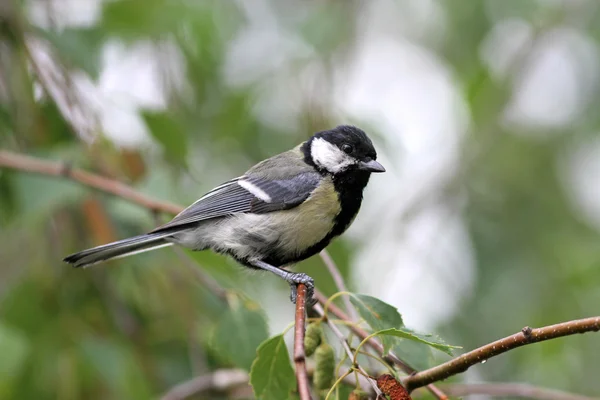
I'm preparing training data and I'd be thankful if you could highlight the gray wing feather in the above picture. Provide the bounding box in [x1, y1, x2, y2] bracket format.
[247, 172, 320, 213]
[151, 172, 320, 233]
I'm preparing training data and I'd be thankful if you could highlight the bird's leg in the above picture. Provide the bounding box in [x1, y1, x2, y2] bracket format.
[250, 260, 316, 305]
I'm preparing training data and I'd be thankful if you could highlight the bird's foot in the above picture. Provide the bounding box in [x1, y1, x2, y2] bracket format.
[286, 272, 316, 306]
[247, 260, 317, 306]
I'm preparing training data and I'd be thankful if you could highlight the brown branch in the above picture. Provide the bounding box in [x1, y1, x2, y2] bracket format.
[0, 149, 312, 396]
[404, 317, 600, 392]
[5, 150, 599, 399]
[442, 383, 597, 400]
[0, 150, 183, 215]
[294, 283, 312, 400]
[0, 150, 231, 302]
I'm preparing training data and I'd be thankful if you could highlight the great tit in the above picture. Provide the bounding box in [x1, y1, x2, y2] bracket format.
[64, 125, 385, 304]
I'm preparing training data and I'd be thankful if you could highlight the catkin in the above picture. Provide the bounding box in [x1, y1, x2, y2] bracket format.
[313, 342, 335, 391]
[304, 322, 322, 357]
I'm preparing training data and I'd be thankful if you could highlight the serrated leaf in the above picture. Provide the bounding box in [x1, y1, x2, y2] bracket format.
[250, 334, 296, 400]
[375, 328, 460, 356]
[392, 339, 434, 371]
[211, 298, 269, 371]
[349, 294, 403, 354]
[142, 111, 187, 164]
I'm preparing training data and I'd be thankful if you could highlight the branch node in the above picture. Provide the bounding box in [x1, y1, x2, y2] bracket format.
[521, 326, 533, 339]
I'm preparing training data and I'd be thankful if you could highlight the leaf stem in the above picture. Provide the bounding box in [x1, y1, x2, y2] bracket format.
[324, 369, 353, 400]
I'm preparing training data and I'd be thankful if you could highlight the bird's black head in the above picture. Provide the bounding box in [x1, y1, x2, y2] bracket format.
[302, 125, 385, 175]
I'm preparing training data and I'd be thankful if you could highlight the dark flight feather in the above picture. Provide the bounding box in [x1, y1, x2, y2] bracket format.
[151, 172, 321, 233]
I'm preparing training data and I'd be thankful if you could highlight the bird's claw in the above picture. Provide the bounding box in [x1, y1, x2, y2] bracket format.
[287, 273, 316, 306]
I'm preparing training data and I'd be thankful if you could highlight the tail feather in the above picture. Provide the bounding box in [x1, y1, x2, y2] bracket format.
[64, 232, 174, 268]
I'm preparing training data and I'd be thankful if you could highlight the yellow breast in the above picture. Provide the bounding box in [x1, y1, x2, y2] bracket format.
[270, 176, 340, 255]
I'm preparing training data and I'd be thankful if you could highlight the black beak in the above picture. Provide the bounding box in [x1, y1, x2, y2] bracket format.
[358, 160, 386, 173]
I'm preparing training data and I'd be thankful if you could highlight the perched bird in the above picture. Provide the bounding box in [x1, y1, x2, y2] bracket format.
[64, 125, 385, 304]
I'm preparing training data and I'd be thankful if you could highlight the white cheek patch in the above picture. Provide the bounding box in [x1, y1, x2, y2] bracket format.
[238, 180, 272, 203]
[311, 137, 355, 173]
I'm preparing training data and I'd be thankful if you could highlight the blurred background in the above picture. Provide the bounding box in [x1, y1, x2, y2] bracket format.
[1, 0, 600, 399]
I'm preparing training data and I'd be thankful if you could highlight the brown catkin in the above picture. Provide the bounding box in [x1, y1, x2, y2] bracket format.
[313, 342, 335, 391]
[376, 374, 412, 400]
[304, 322, 322, 357]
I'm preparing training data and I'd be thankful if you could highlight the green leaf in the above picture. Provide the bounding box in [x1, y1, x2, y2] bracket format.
[0, 323, 30, 380]
[0, 171, 16, 225]
[349, 294, 404, 354]
[211, 297, 269, 371]
[12, 172, 84, 225]
[0, 104, 11, 135]
[38, 27, 105, 79]
[392, 340, 434, 371]
[80, 337, 152, 399]
[102, 0, 188, 40]
[375, 328, 460, 356]
[250, 334, 296, 400]
[142, 111, 188, 164]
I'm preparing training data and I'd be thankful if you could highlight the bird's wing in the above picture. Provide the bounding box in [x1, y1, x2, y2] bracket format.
[150, 172, 321, 233]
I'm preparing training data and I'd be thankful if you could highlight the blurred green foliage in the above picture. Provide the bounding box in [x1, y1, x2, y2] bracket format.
[1, 0, 600, 399]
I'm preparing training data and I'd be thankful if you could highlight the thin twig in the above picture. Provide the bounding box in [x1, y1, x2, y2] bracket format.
[161, 368, 248, 400]
[0, 150, 183, 215]
[313, 303, 383, 398]
[5, 151, 600, 398]
[442, 382, 597, 400]
[0, 151, 314, 399]
[404, 317, 600, 392]
[294, 283, 312, 400]
[314, 290, 448, 400]
[0, 150, 233, 302]
[24, 36, 99, 142]
[314, 304, 354, 360]
[319, 249, 358, 321]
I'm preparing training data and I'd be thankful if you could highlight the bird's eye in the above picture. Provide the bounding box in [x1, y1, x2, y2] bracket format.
[342, 144, 354, 154]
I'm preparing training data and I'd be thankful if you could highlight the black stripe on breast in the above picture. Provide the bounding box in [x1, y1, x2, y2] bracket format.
[260, 170, 371, 267]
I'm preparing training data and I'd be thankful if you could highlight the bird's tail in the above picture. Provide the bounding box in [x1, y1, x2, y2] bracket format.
[63, 232, 174, 268]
